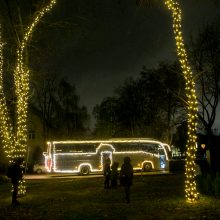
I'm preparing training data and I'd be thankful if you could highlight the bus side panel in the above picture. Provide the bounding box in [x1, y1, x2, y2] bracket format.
[113, 152, 154, 170]
[54, 154, 100, 172]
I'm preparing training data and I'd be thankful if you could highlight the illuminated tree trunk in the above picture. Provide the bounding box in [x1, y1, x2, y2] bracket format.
[0, 0, 57, 196]
[0, 26, 14, 160]
[164, 0, 198, 201]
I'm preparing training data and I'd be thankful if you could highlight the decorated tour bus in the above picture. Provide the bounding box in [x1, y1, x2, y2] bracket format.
[43, 138, 171, 175]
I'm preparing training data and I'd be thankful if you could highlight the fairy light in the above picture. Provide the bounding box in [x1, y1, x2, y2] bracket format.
[44, 139, 169, 173]
[164, 0, 198, 202]
[0, 26, 15, 161]
[14, 0, 57, 159]
[14, 0, 56, 196]
[0, 30, 24, 193]
[0, 1, 56, 196]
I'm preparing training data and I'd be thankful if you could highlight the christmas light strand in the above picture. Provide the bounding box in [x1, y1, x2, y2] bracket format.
[44, 139, 168, 173]
[0, 26, 15, 159]
[13, 0, 56, 196]
[0, 1, 56, 196]
[164, 0, 198, 202]
[14, 0, 57, 159]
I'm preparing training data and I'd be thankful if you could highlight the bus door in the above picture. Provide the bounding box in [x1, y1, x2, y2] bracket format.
[43, 142, 52, 172]
[158, 148, 166, 169]
[101, 151, 112, 170]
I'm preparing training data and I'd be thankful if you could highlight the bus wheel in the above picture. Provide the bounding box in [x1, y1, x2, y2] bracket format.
[143, 163, 152, 172]
[80, 166, 90, 175]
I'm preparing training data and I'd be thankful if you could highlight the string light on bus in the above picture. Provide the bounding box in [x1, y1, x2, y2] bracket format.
[46, 140, 168, 173]
[52, 152, 156, 173]
[100, 151, 113, 169]
[164, 0, 199, 202]
[50, 139, 169, 160]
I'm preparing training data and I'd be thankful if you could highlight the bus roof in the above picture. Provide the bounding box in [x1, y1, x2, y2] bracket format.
[47, 138, 166, 145]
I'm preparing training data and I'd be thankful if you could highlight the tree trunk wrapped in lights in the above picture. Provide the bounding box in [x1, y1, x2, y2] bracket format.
[0, 0, 57, 196]
[137, 0, 199, 201]
[164, 0, 199, 202]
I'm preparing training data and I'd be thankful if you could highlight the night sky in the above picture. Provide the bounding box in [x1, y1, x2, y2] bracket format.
[42, 0, 220, 128]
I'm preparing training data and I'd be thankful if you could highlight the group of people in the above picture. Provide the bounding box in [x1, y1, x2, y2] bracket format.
[103, 156, 133, 203]
[6, 156, 134, 206]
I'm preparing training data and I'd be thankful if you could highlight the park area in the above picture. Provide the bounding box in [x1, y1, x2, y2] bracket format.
[1, 173, 220, 219]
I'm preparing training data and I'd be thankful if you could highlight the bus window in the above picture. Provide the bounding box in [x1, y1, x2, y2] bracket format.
[140, 143, 159, 154]
[54, 143, 97, 153]
[113, 143, 140, 152]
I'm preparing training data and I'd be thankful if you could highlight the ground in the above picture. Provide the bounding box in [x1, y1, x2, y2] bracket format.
[0, 173, 220, 219]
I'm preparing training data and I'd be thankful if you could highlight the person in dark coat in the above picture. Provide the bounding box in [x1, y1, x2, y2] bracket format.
[120, 157, 133, 203]
[110, 162, 119, 188]
[7, 158, 24, 206]
[103, 157, 111, 189]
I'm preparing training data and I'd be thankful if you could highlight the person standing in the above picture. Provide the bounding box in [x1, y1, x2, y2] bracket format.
[7, 158, 24, 206]
[103, 157, 111, 189]
[120, 157, 133, 203]
[110, 162, 119, 188]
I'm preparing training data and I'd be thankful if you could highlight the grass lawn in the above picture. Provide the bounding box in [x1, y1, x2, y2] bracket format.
[0, 173, 220, 219]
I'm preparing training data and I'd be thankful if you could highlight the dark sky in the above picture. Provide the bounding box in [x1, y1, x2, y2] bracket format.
[44, 0, 220, 128]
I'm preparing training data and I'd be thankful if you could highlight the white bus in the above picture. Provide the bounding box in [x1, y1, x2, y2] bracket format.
[43, 138, 171, 175]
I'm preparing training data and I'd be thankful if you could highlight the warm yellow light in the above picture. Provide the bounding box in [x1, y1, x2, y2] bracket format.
[46, 139, 168, 173]
[14, 0, 57, 159]
[0, 1, 56, 196]
[0, 26, 14, 160]
[164, 0, 199, 202]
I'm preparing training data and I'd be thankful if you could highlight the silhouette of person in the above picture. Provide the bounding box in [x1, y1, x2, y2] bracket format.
[120, 157, 133, 203]
[103, 157, 111, 189]
[110, 162, 119, 188]
[7, 158, 24, 206]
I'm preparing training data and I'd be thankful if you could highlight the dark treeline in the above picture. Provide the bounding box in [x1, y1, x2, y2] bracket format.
[93, 62, 186, 144]
[30, 73, 90, 140]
